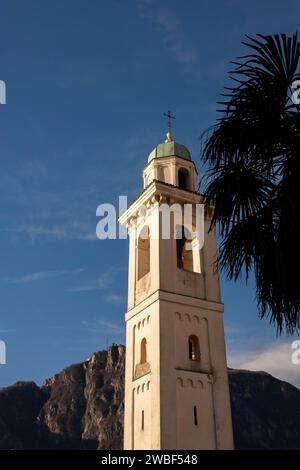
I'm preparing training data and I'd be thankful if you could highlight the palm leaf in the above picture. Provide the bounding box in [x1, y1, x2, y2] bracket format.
[200, 33, 300, 334]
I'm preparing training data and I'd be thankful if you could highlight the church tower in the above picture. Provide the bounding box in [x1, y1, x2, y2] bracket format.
[119, 128, 234, 450]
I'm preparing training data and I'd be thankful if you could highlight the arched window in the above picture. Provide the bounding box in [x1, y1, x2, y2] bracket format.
[176, 225, 201, 273]
[135, 337, 150, 379]
[178, 168, 189, 190]
[140, 338, 147, 364]
[137, 225, 150, 280]
[188, 335, 200, 361]
[176, 226, 193, 272]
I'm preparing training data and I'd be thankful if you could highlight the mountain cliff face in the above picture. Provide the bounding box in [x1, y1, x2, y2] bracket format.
[40, 346, 124, 449]
[0, 345, 125, 450]
[229, 368, 300, 449]
[0, 344, 299, 450]
[0, 381, 48, 449]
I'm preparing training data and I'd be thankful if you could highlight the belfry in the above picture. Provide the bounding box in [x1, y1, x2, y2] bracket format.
[119, 126, 234, 450]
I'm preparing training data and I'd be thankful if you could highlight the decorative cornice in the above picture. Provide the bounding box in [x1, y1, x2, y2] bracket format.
[125, 289, 224, 321]
[119, 180, 204, 226]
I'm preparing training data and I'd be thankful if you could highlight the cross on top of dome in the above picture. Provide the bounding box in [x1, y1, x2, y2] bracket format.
[163, 110, 175, 142]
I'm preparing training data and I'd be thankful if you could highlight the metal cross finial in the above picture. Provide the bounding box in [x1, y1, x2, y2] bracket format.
[163, 110, 175, 131]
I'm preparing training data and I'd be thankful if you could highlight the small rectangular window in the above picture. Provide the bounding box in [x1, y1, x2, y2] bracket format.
[142, 410, 144, 430]
[193, 406, 198, 426]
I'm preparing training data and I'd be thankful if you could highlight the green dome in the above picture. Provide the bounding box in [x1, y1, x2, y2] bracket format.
[148, 140, 191, 163]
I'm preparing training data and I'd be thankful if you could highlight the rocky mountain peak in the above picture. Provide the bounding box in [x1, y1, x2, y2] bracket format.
[0, 345, 299, 450]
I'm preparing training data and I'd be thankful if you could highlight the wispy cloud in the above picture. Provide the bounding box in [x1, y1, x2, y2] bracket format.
[0, 156, 110, 243]
[68, 267, 126, 293]
[82, 319, 125, 337]
[228, 341, 300, 389]
[138, 0, 198, 67]
[105, 294, 126, 305]
[6, 268, 84, 284]
[68, 278, 106, 292]
[0, 224, 97, 241]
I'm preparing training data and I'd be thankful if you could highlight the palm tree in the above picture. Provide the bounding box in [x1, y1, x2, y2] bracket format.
[201, 33, 300, 334]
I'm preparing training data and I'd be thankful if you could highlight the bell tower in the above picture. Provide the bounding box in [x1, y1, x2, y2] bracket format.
[119, 130, 234, 450]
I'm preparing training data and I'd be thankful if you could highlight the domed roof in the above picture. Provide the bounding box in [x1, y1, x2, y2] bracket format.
[147, 140, 191, 164]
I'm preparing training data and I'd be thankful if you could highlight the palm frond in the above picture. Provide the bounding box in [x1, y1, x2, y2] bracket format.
[200, 33, 300, 334]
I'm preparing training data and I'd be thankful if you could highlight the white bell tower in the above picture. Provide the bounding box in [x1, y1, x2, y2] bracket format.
[119, 130, 234, 450]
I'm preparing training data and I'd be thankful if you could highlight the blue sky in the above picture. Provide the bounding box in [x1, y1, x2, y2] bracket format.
[0, 0, 299, 388]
